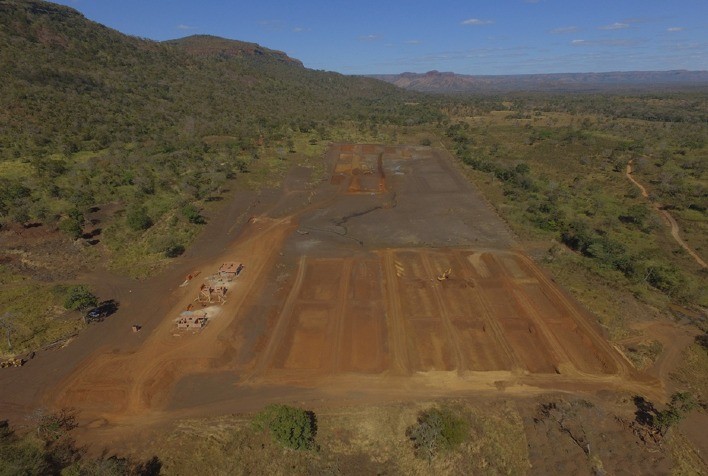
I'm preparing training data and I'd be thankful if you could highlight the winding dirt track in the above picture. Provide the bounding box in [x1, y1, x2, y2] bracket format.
[626, 160, 707, 268]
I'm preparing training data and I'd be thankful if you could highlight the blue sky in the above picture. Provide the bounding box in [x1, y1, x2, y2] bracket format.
[54, 0, 707, 75]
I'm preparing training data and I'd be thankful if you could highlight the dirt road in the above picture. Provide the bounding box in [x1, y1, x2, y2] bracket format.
[626, 160, 707, 268]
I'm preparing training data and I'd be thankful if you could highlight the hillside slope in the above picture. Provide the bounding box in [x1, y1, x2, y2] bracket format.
[0, 0, 428, 160]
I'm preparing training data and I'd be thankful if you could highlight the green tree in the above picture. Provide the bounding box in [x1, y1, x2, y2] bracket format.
[63, 285, 97, 311]
[252, 404, 316, 450]
[654, 392, 697, 436]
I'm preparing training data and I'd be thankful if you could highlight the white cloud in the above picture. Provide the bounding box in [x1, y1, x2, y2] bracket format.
[259, 20, 284, 31]
[667, 27, 685, 32]
[571, 38, 643, 47]
[406, 39, 422, 45]
[461, 18, 493, 26]
[292, 27, 310, 33]
[550, 26, 579, 34]
[177, 24, 196, 30]
[359, 34, 380, 41]
[599, 22, 630, 30]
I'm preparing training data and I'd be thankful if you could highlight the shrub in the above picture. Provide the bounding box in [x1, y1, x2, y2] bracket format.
[252, 404, 316, 450]
[644, 263, 685, 296]
[58, 208, 84, 240]
[181, 204, 206, 224]
[406, 407, 469, 462]
[63, 285, 97, 311]
[515, 163, 531, 175]
[59, 217, 83, 240]
[126, 205, 153, 231]
[560, 220, 593, 254]
[164, 244, 185, 258]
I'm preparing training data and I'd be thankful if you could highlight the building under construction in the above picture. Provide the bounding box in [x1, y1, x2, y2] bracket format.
[176, 310, 208, 330]
[196, 284, 227, 305]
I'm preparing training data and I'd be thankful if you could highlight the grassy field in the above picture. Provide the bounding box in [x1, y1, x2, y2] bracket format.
[154, 400, 530, 475]
[0, 268, 85, 355]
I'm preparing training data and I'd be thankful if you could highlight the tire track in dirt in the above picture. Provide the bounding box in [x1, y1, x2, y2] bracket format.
[626, 160, 707, 269]
[330, 259, 353, 372]
[419, 252, 465, 371]
[381, 250, 411, 374]
[514, 253, 630, 378]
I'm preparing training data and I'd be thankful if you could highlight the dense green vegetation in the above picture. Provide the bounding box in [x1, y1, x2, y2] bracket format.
[439, 93, 707, 330]
[653, 392, 698, 436]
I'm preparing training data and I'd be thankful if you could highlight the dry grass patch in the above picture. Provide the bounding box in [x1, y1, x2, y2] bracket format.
[154, 400, 530, 475]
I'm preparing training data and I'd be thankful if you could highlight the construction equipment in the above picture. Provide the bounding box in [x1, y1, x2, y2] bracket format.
[437, 268, 452, 281]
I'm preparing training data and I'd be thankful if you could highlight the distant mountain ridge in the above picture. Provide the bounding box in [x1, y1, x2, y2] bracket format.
[370, 70, 708, 93]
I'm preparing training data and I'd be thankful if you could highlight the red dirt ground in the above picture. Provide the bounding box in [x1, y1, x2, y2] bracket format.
[0, 144, 663, 449]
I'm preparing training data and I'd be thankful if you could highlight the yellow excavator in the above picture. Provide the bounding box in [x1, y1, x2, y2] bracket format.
[437, 268, 452, 281]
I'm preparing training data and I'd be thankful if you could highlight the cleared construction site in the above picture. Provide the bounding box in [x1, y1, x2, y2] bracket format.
[248, 144, 625, 386]
[41, 144, 647, 434]
[254, 248, 619, 380]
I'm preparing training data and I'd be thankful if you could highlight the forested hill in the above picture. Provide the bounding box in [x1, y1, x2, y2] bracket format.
[0, 0, 430, 160]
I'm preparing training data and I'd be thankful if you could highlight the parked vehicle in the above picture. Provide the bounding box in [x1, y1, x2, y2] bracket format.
[84, 300, 118, 323]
